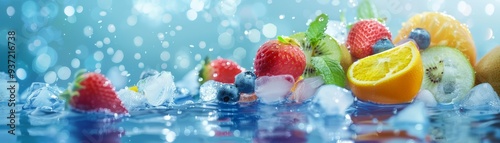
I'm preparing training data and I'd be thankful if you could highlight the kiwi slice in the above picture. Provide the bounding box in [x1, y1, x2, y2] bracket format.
[421, 46, 475, 104]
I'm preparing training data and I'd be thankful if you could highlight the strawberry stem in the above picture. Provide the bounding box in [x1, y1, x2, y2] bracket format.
[277, 36, 300, 47]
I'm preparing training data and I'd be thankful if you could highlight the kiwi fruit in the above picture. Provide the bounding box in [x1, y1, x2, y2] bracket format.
[475, 46, 500, 94]
[290, 32, 352, 74]
[421, 46, 475, 104]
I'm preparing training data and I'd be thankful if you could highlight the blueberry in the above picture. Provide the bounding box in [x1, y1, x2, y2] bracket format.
[372, 38, 395, 54]
[217, 84, 240, 103]
[408, 28, 431, 50]
[234, 71, 257, 94]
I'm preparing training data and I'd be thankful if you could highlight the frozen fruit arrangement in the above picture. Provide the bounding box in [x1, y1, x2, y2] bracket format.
[54, 0, 500, 116]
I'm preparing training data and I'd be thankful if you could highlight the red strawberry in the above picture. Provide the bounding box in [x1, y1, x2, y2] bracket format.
[199, 57, 244, 84]
[61, 72, 128, 114]
[346, 19, 392, 59]
[254, 37, 306, 81]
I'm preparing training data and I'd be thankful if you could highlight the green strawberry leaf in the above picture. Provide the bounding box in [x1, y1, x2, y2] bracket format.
[306, 13, 328, 46]
[357, 0, 378, 20]
[311, 56, 346, 87]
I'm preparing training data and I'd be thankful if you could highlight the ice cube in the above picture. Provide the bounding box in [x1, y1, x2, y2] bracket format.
[255, 75, 295, 104]
[199, 80, 222, 102]
[20, 82, 50, 103]
[457, 83, 500, 109]
[22, 84, 64, 113]
[288, 76, 324, 103]
[117, 88, 147, 110]
[137, 71, 176, 106]
[414, 90, 437, 107]
[140, 69, 160, 80]
[388, 102, 428, 139]
[312, 85, 354, 115]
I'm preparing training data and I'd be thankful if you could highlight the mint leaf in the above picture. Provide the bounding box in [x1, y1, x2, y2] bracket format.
[311, 56, 346, 87]
[357, 0, 378, 20]
[306, 14, 328, 45]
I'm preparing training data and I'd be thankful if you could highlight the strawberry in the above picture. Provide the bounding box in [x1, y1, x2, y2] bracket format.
[346, 19, 392, 59]
[254, 36, 306, 81]
[61, 72, 128, 114]
[199, 57, 244, 84]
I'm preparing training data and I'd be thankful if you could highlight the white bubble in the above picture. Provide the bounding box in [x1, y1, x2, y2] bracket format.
[233, 47, 247, 60]
[170, 31, 176, 36]
[180, 58, 190, 69]
[458, 1, 471, 16]
[103, 37, 111, 44]
[161, 63, 168, 69]
[160, 51, 171, 61]
[112, 50, 124, 63]
[162, 41, 170, 48]
[486, 4, 495, 16]
[75, 49, 81, 54]
[57, 66, 71, 80]
[99, 11, 107, 16]
[33, 39, 41, 47]
[162, 13, 172, 23]
[127, 15, 137, 26]
[71, 58, 80, 68]
[44, 71, 57, 84]
[195, 54, 202, 61]
[190, 0, 205, 12]
[166, 131, 176, 142]
[67, 15, 77, 23]
[158, 33, 165, 40]
[76, 6, 83, 13]
[134, 36, 143, 47]
[247, 29, 261, 43]
[176, 26, 183, 31]
[83, 26, 93, 37]
[94, 51, 104, 61]
[262, 23, 277, 38]
[279, 15, 285, 19]
[16, 68, 26, 80]
[486, 28, 494, 40]
[95, 63, 101, 69]
[64, 6, 75, 16]
[107, 47, 114, 55]
[187, 9, 197, 21]
[199, 41, 206, 49]
[218, 32, 232, 46]
[7, 6, 15, 16]
[221, 20, 230, 27]
[95, 41, 103, 48]
[134, 53, 141, 60]
[138, 62, 144, 68]
[119, 65, 125, 71]
[108, 24, 116, 33]
[35, 54, 51, 73]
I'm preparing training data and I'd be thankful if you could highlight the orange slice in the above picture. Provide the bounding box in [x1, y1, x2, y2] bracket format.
[347, 41, 423, 104]
[394, 12, 476, 66]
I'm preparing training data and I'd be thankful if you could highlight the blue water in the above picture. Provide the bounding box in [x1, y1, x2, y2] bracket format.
[1, 100, 499, 142]
[2, 0, 500, 142]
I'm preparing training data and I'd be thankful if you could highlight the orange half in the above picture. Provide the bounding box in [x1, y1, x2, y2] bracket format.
[347, 41, 423, 104]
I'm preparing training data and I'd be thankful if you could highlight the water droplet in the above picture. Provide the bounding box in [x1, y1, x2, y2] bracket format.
[218, 32, 232, 46]
[57, 66, 71, 80]
[16, 68, 26, 80]
[108, 24, 116, 33]
[247, 29, 261, 43]
[457, 1, 471, 16]
[486, 3, 495, 16]
[161, 63, 168, 69]
[209, 48, 214, 51]
[127, 15, 137, 26]
[95, 41, 103, 48]
[6, 6, 15, 16]
[64, 6, 75, 16]
[71, 58, 80, 68]
[162, 41, 170, 48]
[262, 23, 277, 38]
[44, 71, 57, 84]
[279, 15, 285, 19]
[187, 9, 197, 21]
[94, 51, 104, 61]
[161, 51, 171, 61]
[199, 41, 206, 49]
[134, 36, 143, 47]
[83, 26, 93, 37]
[112, 50, 124, 63]
[162, 13, 172, 23]
[318, 17, 324, 22]
[134, 53, 141, 60]
[76, 6, 83, 13]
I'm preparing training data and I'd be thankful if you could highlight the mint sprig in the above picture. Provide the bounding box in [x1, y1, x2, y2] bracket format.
[311, 56, 346, 87]
[357, 0, 379, 20]
[306, 13, 328, 46]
